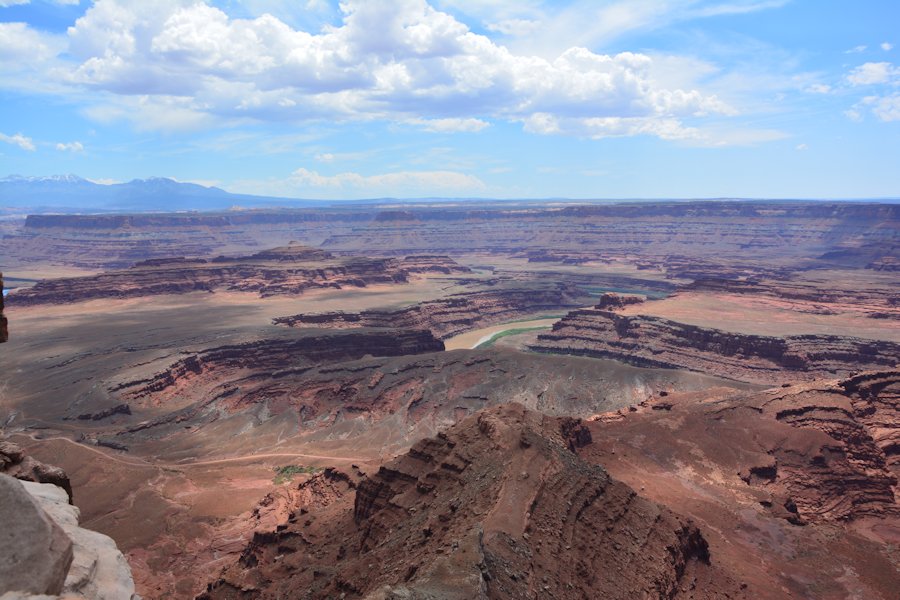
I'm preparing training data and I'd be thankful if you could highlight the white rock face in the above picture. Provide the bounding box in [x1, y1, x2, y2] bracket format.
[15, 481, 139, 600]
[0, 476, 72, 596]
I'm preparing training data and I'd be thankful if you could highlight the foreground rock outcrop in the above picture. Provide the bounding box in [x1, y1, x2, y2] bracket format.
[274, 284, 585, 339]
[1, 440, 72, 502]
[19, 480, 138, 600]
[0, 475, 73, 597]
[531, 308, 900, 383]
[0, 462, 137, 600]
[201, 404, 733, 599]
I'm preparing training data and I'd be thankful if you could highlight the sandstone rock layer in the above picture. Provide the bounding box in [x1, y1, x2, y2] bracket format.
[531, 308, 900, 383]
[274, 284, 584, 339]
[8, 247, 470, 306]
[201, 404, 734, 600]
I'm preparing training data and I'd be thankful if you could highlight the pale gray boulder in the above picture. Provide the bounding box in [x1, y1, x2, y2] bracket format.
[19, 481, 138, 600]
[0, 475, 73, 596]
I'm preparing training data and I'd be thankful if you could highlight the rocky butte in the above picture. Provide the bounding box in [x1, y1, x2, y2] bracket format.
[201, 404, 728, 599]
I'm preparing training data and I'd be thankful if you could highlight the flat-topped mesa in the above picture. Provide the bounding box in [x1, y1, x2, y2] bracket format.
[6, 249, 471, 306]
[201, 404, 734, 600]
[0, 272, 7, 342]
[393, 254, 473, 274]
[131, 256, 208, 267]
[525, 249, 600, 264]
[274, 284, 584, 339]
[683, 277, 899, 316]
[227, 242, 334, 262]
[594, 292, 645, 311]
[8, 201, 899, 271]
[530, 308, 900, 384]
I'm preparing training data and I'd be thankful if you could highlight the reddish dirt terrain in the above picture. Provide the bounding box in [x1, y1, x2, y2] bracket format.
[2, 200, 898, 599]
[202, 404, 740, 600]
[580, 371, 900, 599]
[2, 286, 749, 597]
[201, 372, 900, 600]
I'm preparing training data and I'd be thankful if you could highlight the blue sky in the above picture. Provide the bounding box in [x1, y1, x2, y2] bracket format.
[1, 0, 898, 200]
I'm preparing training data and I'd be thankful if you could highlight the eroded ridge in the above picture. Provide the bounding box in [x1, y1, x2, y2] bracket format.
[200, 404, 732, 600]
[531, 308, 900, 383]
[112, 329, 445, 407]
[8, 246, 470, 306]
[274, 284, 584, 339]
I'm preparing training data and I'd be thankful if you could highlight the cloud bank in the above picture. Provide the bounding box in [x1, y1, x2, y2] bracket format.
[1, 0, 734, 141]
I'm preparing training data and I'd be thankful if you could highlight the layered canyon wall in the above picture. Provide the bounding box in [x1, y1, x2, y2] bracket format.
[530, 308, 900, 383]
[7, 202, 899, 270]
[201, 404, 732, 599]
[274, 284, 585, 339]
[8, 247, 470, 306]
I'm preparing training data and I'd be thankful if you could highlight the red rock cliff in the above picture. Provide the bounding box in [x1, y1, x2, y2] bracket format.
[531, 308, 900, 384]
[201, 404, 735, 599]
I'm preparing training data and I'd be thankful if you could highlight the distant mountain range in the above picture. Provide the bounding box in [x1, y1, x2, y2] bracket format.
[2, 175, 898, 212]
[0, 174, 318, 211]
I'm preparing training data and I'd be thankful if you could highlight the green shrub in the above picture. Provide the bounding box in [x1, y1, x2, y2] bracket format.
[272, 464, 320, 484]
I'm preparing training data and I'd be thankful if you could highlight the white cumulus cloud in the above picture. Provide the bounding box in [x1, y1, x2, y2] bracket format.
[485, 18, 540, 37]
[405, 117, 490, 132]
[0, 0, 78, 7]
[846, 62, 900, 86]
[845, 61, 900, 122]
[0, 22, 64, 67]
[0, 0, 736, 141]
[233, 166, 488, 198]
[55, 141, 85, 152]
[804, 83, 831, 94]
[289, 167, 486, 191]
[0, 132, 36, 151]
[882, 42, 894, 52]
[860, 93, 900, 122]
